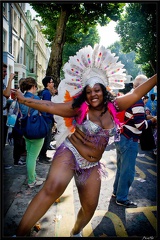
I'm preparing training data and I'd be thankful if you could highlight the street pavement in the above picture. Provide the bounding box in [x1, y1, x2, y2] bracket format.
[2, 134, 158, 238]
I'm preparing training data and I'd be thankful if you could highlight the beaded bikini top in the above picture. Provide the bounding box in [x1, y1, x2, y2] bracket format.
[76, 113, 117, 147]
[77, 113, 116, 136]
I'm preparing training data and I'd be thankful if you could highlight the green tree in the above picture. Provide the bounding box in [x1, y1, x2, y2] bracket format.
[115, 3, 157, 77]
[61, 26, 100, 79]
[31, 2, 125, 85]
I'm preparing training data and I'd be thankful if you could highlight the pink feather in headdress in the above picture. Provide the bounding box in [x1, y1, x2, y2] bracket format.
[76, 101, 89, 124]
[107, 102, 121, 126]
[76, 101, 121, 126]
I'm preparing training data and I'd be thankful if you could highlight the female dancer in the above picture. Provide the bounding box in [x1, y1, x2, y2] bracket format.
[13, 44, 157, 236]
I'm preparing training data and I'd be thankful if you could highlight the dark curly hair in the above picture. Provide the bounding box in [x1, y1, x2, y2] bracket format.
[72, 83, 115, 116]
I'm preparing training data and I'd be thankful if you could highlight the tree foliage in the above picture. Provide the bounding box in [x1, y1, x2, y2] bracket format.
[31, 2, 125, 84]
[115, 3, 157, 77]
[109, 41, 142, 79]
[61, 26, 100, 79]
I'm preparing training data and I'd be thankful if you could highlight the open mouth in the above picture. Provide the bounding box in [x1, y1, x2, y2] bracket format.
[91, 98, 98, 102]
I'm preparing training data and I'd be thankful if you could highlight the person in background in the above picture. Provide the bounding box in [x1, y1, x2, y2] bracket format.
[12, 44, 157, 237]
[3, 62, 15, 170]
[142, 95, 157, 155]
[145, 93, 157, 116]
[38, 76, 57, 165]
[18, 77, 46, 188]
[142, 95, 149, 111]
[139, 95, 156, 151]
[145, 94, 157, 155]
[12, 78, 26, 166]
[112, 75, 157, 208]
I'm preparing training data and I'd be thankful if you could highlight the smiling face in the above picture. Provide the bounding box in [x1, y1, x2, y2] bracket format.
[85, 83, 104, 108]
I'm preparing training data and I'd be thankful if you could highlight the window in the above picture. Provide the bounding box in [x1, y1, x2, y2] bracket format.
[13, 39, 17, 60]
[19, 47, 23, 64]
[13, 10, 18, 31]
[3, 3, 7, 18]
[21, 22, 24, 39]
[3, 30, 7, 51]
[17, 16, 20, 35]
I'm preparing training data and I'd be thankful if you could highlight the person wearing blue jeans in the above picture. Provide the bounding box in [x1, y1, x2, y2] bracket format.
[113, 135, 138, 204]
[112, 75, 157, 208]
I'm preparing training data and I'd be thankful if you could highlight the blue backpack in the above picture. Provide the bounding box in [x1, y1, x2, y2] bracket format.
[20, 108, 50, 139]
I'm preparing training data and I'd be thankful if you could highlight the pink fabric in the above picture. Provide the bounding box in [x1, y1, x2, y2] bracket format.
[76, 101, 89, 124]
[76, 100, 121, 127]
[107, 102, 121, 126]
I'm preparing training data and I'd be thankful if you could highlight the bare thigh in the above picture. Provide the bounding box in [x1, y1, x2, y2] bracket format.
[75, 165, 101, 210]
[43, 149, 75, 198]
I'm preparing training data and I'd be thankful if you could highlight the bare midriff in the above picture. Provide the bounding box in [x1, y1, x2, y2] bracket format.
[68, 127, 107, 163]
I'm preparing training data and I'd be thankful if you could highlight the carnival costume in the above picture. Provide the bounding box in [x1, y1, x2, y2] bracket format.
[52, 44, 126, 183]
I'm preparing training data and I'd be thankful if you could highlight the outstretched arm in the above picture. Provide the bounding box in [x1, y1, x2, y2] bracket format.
[3, 73, 15, 98]
[13, 89, 77, 118]
[116, 74, 157, 111]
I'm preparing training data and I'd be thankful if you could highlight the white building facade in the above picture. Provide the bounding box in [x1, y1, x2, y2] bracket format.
[3, 2, 50, 89]
[31, 18, 50, 90]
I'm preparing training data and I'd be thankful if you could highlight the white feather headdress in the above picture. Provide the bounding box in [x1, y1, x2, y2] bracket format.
[63, 44, 126, 97]
[52, 44, 126, 147]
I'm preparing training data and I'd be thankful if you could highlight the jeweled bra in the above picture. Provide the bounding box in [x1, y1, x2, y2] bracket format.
[76, 113, 117, 148]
